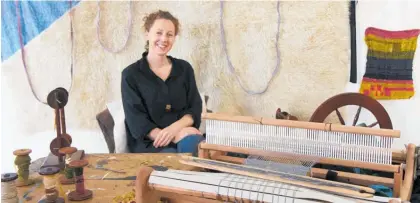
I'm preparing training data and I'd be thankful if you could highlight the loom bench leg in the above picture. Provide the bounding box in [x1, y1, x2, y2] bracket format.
[393, 164, 403, 198]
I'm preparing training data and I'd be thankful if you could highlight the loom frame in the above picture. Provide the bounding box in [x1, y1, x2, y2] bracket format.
[197, 113, 416, 201]
[135, 166, 270, 203]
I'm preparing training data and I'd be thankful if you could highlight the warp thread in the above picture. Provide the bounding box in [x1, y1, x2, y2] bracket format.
[14, 154, 30, 183]
[74, 167, 86, 194]
[1, 181, 18, 203]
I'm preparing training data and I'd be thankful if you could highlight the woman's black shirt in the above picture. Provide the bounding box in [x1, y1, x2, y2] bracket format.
[121, 52, 202, 153]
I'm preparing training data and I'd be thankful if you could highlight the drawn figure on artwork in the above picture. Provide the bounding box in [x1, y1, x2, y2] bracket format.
[121, 10, 204, 154]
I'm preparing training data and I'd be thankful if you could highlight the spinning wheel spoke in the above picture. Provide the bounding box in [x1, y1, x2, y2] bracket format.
[367, 121, 379, 128]
[310, 93, 393, 130]
[352, 106, 362, 126]
[335, 109, 346, 125]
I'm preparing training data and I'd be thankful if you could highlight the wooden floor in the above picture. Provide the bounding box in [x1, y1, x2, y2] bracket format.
[16, 153, 199, 203]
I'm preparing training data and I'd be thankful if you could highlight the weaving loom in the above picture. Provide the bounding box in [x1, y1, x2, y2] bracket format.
[135, 94, 417, 202]
[135, 166, 398, 203]
[135, 112, 416, 202]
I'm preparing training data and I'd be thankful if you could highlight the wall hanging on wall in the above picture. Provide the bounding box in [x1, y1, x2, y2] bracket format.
[96, 1, 132, 53]
[359, 27, 420, 100]
[15, 0, 75, 105]
[220, 0, 281, 95]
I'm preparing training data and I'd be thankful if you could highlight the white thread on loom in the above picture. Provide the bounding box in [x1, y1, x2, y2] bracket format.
[206, 119, 394, 165]
[15, 0, 75, 105]
[220, 0, 281, 95]
[96, 1, 132, 53]
[1, 181, 18, 203]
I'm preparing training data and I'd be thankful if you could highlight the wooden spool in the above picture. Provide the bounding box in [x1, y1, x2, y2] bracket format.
[67, 160, 93, 201]
[59, 147, 78, 185]
[38, 167, 64, 203]
[1, 173, 19, 203]
[2, 173, 18, 182]
[13, 149, 35, 187]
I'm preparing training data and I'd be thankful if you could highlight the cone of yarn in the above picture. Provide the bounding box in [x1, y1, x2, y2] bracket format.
[13, 149, 35, 187]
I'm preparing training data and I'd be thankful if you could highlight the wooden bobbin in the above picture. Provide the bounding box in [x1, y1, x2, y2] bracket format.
[59, 147, 77, 185]
[38, 167, 65, 203]
[68, 160, 93, 201]
[1, 173, 19, 203]
[13, 149, 35, 187]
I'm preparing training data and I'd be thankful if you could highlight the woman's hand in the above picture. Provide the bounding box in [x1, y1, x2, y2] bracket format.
[173, 127, 202, 144]
[148, 128, 161, 141]
[153, 123, 183, 148]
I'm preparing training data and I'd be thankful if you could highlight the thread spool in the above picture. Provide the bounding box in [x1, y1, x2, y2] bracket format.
[38, 167, 65, 203]
[58, 147, 77, 185]
[2, 173, 19, 203]
[68, 160, 92, 201]
[13, 149, 35, 187]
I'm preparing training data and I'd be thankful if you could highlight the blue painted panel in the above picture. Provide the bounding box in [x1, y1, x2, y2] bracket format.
[1, 0, 80, 62]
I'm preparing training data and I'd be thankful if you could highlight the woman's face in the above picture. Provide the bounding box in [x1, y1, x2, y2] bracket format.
[146, 18, 176, 56]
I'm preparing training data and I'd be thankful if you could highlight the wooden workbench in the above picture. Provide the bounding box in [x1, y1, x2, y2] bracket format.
[16, 153, 200, 203]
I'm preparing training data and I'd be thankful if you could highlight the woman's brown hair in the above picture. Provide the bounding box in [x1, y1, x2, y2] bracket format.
[143, 10, 180, 51]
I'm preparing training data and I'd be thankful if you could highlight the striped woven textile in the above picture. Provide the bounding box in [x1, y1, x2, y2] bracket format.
[359, 27, 420, 100]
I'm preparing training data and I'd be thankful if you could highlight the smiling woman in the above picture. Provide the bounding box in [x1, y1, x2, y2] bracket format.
[121, 10, 204, 155]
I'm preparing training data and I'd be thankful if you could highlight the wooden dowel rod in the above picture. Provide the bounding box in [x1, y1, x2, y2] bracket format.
[310, 168, 394, 188]
[200, 143, 400, 173]
[212, 155, 245, 164]
[213, 148, 407, 164]
[60, 108, 66, 134]
[203, 113, 400, 138]
[180, 156, 375, 198]
[55, 108, 61, 139]
[400, 143, 416, 201]
[392, 150, 406, 162]
[393, 164, 403, 198]
[211, 155, 396, 188]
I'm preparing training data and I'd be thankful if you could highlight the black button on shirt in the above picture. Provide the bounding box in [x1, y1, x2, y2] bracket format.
[121, 52, 203, 153]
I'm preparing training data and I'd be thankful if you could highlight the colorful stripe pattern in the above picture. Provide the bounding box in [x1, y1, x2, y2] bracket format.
[360, 27, 420, 100]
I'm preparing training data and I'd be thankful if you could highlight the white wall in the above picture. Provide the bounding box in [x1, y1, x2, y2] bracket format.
[345, 0, 420, 150]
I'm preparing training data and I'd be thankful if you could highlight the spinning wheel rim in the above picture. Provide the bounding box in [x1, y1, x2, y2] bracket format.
[309, 93, 393, 129]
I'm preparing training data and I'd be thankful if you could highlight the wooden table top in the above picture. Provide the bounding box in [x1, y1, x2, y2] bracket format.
[16, 153, 199, 203]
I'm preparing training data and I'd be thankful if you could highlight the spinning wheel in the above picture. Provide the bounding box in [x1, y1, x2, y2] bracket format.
[309, 93, 393, 129]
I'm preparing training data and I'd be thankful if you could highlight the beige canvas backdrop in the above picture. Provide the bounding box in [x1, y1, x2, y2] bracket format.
[1, 1, 350, 136]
